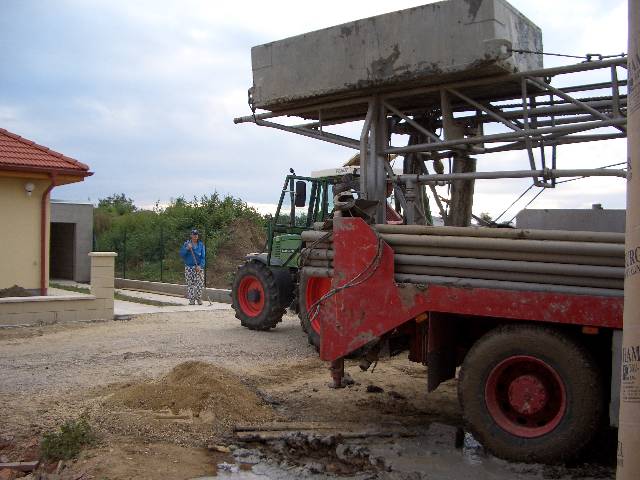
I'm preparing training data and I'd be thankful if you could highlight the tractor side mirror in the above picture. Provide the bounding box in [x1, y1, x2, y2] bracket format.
[294, 181, 307, 207]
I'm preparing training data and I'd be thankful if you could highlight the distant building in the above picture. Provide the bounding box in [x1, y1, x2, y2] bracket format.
[50, 200, 93, 283]
[0, 128, 92, 294]
[515, 206, 625, 233]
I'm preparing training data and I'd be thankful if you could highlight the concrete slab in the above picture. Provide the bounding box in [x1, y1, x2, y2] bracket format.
[251, 0, 542, 111]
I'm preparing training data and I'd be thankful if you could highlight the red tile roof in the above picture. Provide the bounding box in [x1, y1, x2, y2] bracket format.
[0, 128, 91, 176]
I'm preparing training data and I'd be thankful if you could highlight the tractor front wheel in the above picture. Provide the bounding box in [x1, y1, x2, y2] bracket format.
[232, 261, 285, 330]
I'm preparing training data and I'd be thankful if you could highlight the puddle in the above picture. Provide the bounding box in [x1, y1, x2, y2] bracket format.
[193, 423, 614, 480]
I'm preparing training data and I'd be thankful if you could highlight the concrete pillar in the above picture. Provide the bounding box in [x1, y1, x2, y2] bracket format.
[616, 1, 640, 478]
[89, 252, 117, 317]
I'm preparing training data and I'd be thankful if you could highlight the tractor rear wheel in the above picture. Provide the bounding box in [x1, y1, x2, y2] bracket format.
[232, 261, 286, 330]
[298, 273, 332, 350]
[458, 324, 603, 463]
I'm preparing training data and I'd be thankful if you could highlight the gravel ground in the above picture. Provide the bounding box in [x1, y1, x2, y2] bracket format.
[0, 308, 615, 479]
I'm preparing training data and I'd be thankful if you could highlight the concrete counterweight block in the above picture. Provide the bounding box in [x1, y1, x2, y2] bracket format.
[250, 0, 543, 111]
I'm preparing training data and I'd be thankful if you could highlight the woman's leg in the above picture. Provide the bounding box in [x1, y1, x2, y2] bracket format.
[185, 266, 196, 304]
[194, 269, 204, 304]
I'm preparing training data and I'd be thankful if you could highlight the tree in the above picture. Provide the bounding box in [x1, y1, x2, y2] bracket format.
[97, 194, 137, 216]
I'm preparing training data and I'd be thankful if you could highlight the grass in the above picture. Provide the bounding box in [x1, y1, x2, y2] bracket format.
[40, 417, 96, 461]
[49, 282, 182, 307]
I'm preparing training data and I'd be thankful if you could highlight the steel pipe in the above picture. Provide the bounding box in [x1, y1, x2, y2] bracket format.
[380, 234, 624, 257]
[300, 267, 334, 278]
[302, 249, 622, 277]
[394, 274, 624, 298]
[395, 168, 627, 183]
[392, 254, 623, 278]
[394, 264, 623, 289]
[300, 268, 623, 296]
[373, 224, 625, 243]
[302, 242, 625, 267]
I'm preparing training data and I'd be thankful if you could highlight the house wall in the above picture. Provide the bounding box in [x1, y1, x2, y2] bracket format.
[0, 176, 51, 292]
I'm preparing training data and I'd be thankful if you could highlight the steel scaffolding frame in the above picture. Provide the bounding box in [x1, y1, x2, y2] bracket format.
[235, 58, 628, 224]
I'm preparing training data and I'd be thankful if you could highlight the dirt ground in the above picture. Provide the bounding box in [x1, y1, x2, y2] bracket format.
[0, 309, 615, 479]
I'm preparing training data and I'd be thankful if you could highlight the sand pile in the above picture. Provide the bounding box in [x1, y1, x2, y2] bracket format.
[106, 361, 274, 428]
[208, 218, 265, 288]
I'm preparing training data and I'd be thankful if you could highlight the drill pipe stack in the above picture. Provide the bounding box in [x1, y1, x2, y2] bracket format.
[300, 225, 625, 297]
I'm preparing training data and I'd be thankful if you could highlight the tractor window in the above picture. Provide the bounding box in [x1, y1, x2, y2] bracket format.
[276, 179, 315, 228]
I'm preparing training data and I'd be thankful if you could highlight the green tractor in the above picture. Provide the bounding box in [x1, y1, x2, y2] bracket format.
[231, 168, 343, 344]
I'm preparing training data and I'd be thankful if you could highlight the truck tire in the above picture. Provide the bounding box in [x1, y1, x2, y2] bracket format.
[298, 274, 332, 350]
[232, 261, 286, 331]
[458, 324, 603, 463]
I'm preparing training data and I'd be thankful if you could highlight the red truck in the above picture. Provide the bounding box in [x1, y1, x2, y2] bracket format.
[299, 217, 623, 463]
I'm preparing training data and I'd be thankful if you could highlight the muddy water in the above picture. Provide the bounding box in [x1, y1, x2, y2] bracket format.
[202, 423, 613, 480]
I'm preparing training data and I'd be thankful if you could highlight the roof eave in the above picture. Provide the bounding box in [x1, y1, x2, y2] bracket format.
[0, 164, 93, 178]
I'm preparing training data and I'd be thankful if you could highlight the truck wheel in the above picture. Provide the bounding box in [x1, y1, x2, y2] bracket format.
[232, 261, 285, 331]
[298, 274, 332, 350]
[458, 324, 602, 463]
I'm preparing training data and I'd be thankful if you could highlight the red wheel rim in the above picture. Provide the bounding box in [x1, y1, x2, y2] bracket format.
[305, 277, 331, 334]
[485, 355, 566, 438]
[237, 275, 265, 317]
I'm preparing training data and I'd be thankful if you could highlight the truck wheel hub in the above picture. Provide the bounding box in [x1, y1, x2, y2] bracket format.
[485, 355, 566, 438]
[508, 374, 547, 415]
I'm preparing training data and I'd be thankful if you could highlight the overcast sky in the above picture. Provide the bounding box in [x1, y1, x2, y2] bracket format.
[0, 0, 629, 219]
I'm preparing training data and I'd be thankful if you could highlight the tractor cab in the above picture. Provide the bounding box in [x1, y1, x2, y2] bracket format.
[252, 167, 359, 268]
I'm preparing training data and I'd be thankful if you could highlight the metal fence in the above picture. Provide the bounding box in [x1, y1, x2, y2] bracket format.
[97, 226, 218, 287]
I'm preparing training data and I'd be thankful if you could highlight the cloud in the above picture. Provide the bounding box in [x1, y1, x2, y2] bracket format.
[0, 0, 629, 219]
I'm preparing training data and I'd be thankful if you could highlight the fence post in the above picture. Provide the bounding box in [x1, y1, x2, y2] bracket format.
[160, 224, 164, 283]
[203, 227, 208, 288]
[123, 229, 127, 279]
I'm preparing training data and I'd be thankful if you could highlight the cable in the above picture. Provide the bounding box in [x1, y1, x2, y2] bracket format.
[306, 233, 384, 324]
[494, 184, 534, 223]
[507, 187, 546, 224]
[498, 161, 627, 221]
[509, 49, 626, 62]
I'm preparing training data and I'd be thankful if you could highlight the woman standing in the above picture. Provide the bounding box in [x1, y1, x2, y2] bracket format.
[180, 229, 206, 305]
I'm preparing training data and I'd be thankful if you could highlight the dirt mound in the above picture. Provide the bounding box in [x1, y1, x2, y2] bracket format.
[208, 218, 265, 288]
[0, 285, 32, 298]
[107, 362, 273, 423]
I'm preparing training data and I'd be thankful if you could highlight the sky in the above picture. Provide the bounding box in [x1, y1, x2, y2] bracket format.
[0, 0, 629, 219]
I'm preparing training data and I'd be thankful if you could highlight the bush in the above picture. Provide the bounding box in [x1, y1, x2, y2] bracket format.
[94, 192, 266, 283]
[40, 417, 96, 461]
